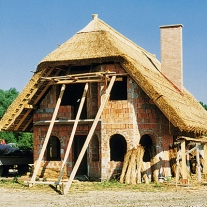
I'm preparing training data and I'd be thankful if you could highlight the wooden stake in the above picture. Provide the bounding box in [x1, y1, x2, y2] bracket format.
[196, 143, 201, 181]
[63, 76, 116, 195]
[204, 144, 207, 175]
[181, 140, 187, 179]
[56, 83, 88, 184]
[176, 148, 180, 191]
[29, 84, 66, 186]
[120, 150, 132, 183]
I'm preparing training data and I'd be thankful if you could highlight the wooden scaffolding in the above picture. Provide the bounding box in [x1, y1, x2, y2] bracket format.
[28, 71, 120, 195]
[175, 136, 207, 186]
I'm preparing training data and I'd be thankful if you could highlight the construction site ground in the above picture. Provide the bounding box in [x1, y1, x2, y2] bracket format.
[1, 176, 207, 207]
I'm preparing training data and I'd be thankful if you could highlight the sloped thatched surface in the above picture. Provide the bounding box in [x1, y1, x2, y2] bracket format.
[0, 14, 207, 134]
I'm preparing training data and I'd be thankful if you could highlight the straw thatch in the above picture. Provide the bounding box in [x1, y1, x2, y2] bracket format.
[0, 14, 207, 134]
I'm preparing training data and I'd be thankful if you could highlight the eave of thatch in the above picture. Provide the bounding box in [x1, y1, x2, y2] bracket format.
[0, 15, 207, 134]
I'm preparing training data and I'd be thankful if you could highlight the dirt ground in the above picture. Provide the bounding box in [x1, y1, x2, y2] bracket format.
[1, 179, 207, 207]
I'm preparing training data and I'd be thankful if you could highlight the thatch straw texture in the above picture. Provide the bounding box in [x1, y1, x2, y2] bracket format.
[0, 15, 207, 134]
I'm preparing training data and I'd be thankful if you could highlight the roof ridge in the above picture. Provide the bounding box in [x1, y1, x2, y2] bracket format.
[78, 15, 156, 59]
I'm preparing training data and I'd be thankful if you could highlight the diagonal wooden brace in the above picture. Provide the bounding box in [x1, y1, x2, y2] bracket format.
[56, 83, 89, 185]
[29, 84, 66, 186]
[63, 75, 116, 195]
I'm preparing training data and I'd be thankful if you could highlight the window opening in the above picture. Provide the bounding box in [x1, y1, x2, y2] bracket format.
[140, 134, 153, 162]
[60, 83, 87, 119]
[47, 136, 61, 161]
[110, 76, 127, 100]
[110, 134, 127, 161]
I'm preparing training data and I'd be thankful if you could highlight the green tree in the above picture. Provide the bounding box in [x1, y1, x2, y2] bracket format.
[0, 88, 19, 119]
[0, 88, 33, 149]
[200, 102, 207, 110]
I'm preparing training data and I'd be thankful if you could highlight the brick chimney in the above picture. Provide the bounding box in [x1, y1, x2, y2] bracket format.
[160, 24, 183, 92]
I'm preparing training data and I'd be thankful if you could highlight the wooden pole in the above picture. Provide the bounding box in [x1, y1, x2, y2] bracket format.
[196, 143, 201, 181]
[204, 144, 207, 176]
[56, 83, 88, 184]
[63, 76, 116, 195]
[176, 147, 180, 191]
[29, 84, 66, 186]
[181, 140, 187, 179]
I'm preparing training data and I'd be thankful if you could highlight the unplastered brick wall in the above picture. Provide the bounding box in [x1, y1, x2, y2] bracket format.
[33, 124, 91, 178]
[99, 64, 176, 180]
[34, 84, 74, 122]
[160, 25, 183, 92]
[88, 132, 101, 180]
[39, 85, 58, 109]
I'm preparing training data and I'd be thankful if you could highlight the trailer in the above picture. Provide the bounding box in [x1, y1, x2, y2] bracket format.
[0, 149, 33, 176]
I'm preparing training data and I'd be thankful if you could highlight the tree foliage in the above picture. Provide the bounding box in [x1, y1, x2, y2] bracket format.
[0, 88, 19, 119]
[200, 102, 207, 110]
[0, 88, 33, 149]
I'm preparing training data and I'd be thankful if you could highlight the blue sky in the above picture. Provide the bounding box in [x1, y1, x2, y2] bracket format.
[0, 1, 206, 103]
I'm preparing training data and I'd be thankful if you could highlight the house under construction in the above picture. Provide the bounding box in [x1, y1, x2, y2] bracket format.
[0, 14, 207, 193]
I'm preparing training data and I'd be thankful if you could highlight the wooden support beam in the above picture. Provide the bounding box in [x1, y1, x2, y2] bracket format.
[22, 116, 33, 131]
[196, 143, 201, 181]
[29, 84, 66, 186]
[13, 68, 60, 131]
[186, 146, 197, 155]
[176, 148, 180, 191]
[57, 83, 89, 184]
[14, 109, 32, 130]
[55, 79, 109, 84]
[181, 140, 187, 179]
[33, 119, 97, 125]
[204, 144, 207, 175]
[41, 71, 117, 80]
[63, 75, 116, 195]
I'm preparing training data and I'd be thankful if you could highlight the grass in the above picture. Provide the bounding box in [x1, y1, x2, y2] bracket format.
[0, 175, 206, 194]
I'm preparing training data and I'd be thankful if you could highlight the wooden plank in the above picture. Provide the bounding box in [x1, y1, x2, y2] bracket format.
[177, 136, 207, 143]
[57, 83, 89, 184]
[196, 144, 201, 181]
[22, 116, 33, 131]
[14, 68, 60, 131]
[55, 79, 109, 84]
[176, 148, 180, 191]
[181, 140, 187, 179]
[14, 109, 32, 130]
[41, 71, 117, 80]
[53, 77, 123, 85]
[33, 119, 97, 125]
[29, 84, 66, 186]
[204, 144, 207, 175]
[63, 75, 116, 195]
[186, 146, 197, 155]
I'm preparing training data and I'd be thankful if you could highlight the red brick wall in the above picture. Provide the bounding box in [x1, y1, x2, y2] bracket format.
[33, 63, 177, 181]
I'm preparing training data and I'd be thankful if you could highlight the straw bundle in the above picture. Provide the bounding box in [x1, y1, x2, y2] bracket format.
[120, 145, 144, 184]
[169, 145, 177, 177]
[150, 146, 159, 182]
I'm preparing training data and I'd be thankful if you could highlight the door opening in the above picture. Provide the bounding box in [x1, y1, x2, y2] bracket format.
[73, 135, 87, 175]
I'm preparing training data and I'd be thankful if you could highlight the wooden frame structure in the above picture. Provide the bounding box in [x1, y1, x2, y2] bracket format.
[28, 71, 117, 195]
[175, 136, 207, 187]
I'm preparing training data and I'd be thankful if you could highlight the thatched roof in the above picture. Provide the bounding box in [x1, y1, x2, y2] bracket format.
[1, 14, 207, 134]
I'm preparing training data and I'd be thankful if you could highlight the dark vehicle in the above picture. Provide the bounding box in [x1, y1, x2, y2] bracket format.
[0, 143, 33, 176]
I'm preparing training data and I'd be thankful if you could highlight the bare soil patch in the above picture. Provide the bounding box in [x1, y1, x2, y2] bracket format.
[1, 177, 207, 206]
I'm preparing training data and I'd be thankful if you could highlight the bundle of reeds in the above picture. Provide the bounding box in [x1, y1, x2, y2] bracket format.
[120, 145, 144, 184]
[150, 146, 159, 182]
[169, 145, 177, 177]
